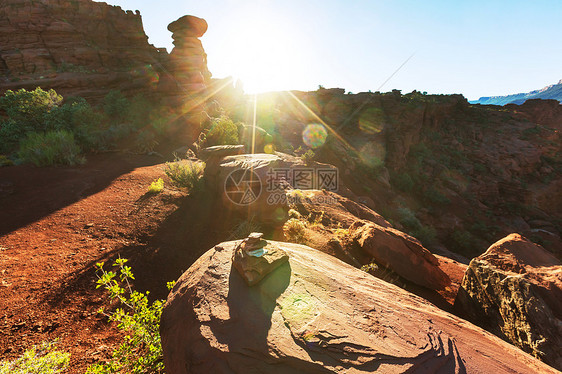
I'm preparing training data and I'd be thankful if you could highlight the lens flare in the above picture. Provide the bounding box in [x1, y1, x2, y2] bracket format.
[302, 123, 328, 149]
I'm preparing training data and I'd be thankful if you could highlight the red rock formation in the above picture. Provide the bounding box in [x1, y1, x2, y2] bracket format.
[160, 240, 558, 373]
[0, 0, 166, 100]
[158, 15, 211, 102]
[455, 234, 562, 370]
[506, 98, 562, 131]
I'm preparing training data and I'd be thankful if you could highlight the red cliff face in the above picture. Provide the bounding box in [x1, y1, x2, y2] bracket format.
[0, 0, 167, 100]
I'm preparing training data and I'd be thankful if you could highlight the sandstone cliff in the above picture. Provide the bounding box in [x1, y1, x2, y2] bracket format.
[0, 0, 166, 99]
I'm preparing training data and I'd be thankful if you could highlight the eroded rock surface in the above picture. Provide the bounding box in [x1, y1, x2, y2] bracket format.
[158, 15, 211, 101]
[161, 240, 557, 374]
[455, 233, 562, 370]
[0, 0, 166, 99]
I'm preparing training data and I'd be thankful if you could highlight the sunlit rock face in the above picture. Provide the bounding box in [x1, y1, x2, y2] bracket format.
[160, 240, 558, 374]
[158, 15, 211, 102]
[455, 233, 562, 370]
[0, 0, 166, 100]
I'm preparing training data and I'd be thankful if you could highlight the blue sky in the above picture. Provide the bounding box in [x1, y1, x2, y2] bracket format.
[100, 0, 561, 99]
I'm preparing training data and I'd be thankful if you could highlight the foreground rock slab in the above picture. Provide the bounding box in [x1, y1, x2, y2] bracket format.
[160, 240, 557, 374]
[455, 233, 562, 370]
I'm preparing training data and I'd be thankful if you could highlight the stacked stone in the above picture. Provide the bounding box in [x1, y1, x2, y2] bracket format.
[162, 15, 211, 95]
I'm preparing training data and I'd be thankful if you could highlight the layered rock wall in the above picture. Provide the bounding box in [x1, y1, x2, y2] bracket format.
[0, 0, 166, 99]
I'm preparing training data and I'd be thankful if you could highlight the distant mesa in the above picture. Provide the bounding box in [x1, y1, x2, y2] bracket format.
[472, 79, 562, 105]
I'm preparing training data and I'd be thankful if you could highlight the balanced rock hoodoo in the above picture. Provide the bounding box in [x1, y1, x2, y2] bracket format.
[158, 15, 211, 101]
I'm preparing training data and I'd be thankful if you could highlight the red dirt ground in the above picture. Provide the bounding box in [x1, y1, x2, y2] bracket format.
[0, 153, 224, 372]
[0, 151, 470, 373]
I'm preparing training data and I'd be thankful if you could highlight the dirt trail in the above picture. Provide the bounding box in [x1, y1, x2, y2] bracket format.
[0, 153, 211, 372]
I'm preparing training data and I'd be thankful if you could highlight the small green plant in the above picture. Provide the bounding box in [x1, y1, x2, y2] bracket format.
[283, 218, 307, 244]
[87, 258, 175, 374]
[361, 262, 379, 273]
[300, 149, 315, 164]
[0, 340, 70, 374]
[0, 155, 13, 167]
[18, 130, 84, 166]
[147, 178, 164, 194]
[228, 216, 262, 240]
[164, 160, 205, 192]
[203, 115, 239, 146]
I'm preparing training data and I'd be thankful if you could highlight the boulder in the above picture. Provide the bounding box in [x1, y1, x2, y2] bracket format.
[160, 240, 558, 374]
[349, 220, 451, 290]
[209, 152, 341, 222]
[455, 233, 562, 370]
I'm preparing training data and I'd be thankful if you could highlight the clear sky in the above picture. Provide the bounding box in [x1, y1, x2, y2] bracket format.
[99, 0, 561, 100]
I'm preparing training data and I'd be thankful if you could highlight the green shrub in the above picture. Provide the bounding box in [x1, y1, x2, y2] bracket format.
[423, 187, 450, 205]
[283, 218, 307, 244]
[0, 88, 63, 153]
[147, 178, 164, 194]
[0, 155, 13, 167]
[0, 340, 70, 374]
[0, 88, 62, 129]
[397, 207, 421, 230]
[204, 115, 239, 146]
[410, 225, 437, 247]
[164, 160, 205, 192]
[135, 130, 159, 153]
[87, 258, 173, 374]
[103, 90, 129, 122]
[392, 172, 414, 192]
[450, 230, 476, 252]
[18, 130, 84, 166]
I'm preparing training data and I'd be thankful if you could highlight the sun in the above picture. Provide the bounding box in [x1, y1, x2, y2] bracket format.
[212, 16, 310, 94]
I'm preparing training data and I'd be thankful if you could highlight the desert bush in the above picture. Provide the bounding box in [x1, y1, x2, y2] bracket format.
[203, 115, 239, 146]
[0, 340, 70, 374]
[0, 88, 62, 128]
[87, 258, 173, 374]
[18, 130, 84, 166]
[135, 130, 159, 153]
[397, 207, 421, 230]
[410, 225, 437, 247]
[0, 88, 63, 153]
[450, 229, 476, 253]
[103, 90, 129, 122]
[423, 187, 450, 205]
[283, 218, 307, 244]
[164, 160, 205, 192]
[147, 178, 164, 194]
[392, 172, 414, 192]
[0, 155, 13, 167]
